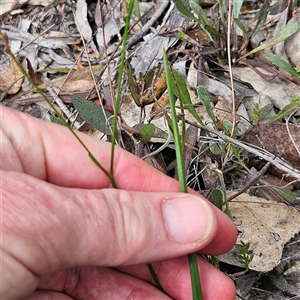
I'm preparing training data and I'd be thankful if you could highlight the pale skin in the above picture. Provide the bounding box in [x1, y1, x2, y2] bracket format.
[1, 106, 237, 299]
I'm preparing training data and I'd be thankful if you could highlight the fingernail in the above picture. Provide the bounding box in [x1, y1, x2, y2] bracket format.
[162, 195, 214, 244]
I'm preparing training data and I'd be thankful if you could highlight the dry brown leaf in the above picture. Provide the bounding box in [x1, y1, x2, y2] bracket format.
[0, 59, 23, 94]
[62, 79, 94, 93]
[150, 93, 170, 120]
[285, 30, 300, 68]
[213, 95, 240, 129]
[243, 123, 300, 170]
[140, 71, 167, 107]
[224, 194, 300, 272]
[231, 66, 300, 112]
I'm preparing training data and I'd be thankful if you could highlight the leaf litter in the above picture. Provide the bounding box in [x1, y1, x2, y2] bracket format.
[1, 0, 300, 298]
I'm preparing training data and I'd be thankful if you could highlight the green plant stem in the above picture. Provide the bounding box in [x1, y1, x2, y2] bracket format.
[147, 263, 164, 292]
[0, 30, 115, 185]
[188, 253, 203, 300]
[109, 0, 134, 182]
[163, 51, 203, 300]
[163, 52, 187, 193]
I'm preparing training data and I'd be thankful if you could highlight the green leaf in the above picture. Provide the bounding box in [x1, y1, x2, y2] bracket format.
[144, 65, 161, 90]
[270, 96, 300, 123]
[197, 85, 217, 129]
[135, 124, 156, 144]
[209, 143, 222, 155]
[259, 104, 273, 120]
[233, 0, 243, 19]
[241, 15, 300, 59]
[271, 186, 298, 204]
[251, 0, 270, 38]
[212, 188, 224, 210]
[171, 0, 197, 21]
[126, 62, 141, 106]
[190, 0, 208, 25]
[234, 18, 249, 45]
[170, 70, 205, 126]
[222, 119, 233, 136]
[72, 95, 113, 135]
[50, 115, 65, 126]
[224, 206, 233, 219]
[263, 52, 300, 80]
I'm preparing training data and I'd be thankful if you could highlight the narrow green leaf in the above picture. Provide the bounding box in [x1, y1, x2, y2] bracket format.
[224, 206, 233, 219]
[144, 65, 161, 90]
[259, 104, 273, 121]
[72, 95, 113, 135]
[234, 18, 249, 44]
[270, 96, 300, 123]
[126, 62, 141, 106]
[251, 0, 270, 38]
[241, 15, 300, 59]
[153, 126, 170, 140]
[212, 188, 224, 210]
[197, 85, 217, 129]
[163, 54, 187, 193]
[133, 0, 141, 19]
[171, 0, 197, 21]
[170, 70, 205, 126]
[190, 0, 208, 25]
[263, 52, 300, 80]
[233, 0, 243, 19]
[222, 119, 233, 136]
[218, 0, 225, 23]
[50, 115, 65, 126]
[271, 186, 298, 204]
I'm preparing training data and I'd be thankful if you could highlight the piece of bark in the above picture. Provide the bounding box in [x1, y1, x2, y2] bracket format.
[243, 123, 300, 187]
[131, 0, 191, 76]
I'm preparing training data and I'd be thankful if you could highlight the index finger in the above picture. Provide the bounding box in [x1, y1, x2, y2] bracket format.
[1, 106, 179, 191]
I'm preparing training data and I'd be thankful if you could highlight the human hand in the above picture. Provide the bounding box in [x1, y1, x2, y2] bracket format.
[1, 106, 237, 299]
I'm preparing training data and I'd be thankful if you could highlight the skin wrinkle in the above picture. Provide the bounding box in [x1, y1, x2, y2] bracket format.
[3, 175, 61, 274]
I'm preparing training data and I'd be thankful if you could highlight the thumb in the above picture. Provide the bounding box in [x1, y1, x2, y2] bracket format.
[2, 170, 217, 288]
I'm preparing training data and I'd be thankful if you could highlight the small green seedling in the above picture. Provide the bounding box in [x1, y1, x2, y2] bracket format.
[237, 241, 254, 270]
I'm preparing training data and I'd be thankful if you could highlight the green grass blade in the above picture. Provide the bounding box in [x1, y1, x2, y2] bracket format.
[163, 51, 203, 300]
[163, 52, 187, 193]
[233, 0, 243, 19]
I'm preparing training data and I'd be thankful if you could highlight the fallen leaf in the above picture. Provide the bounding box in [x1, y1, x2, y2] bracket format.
[243, 123, 300, 170]
[0, 59, 23, 94]
[213, 95, 240, 130]
[220, 194, 300, 272]
[140, 71, 167, 107]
